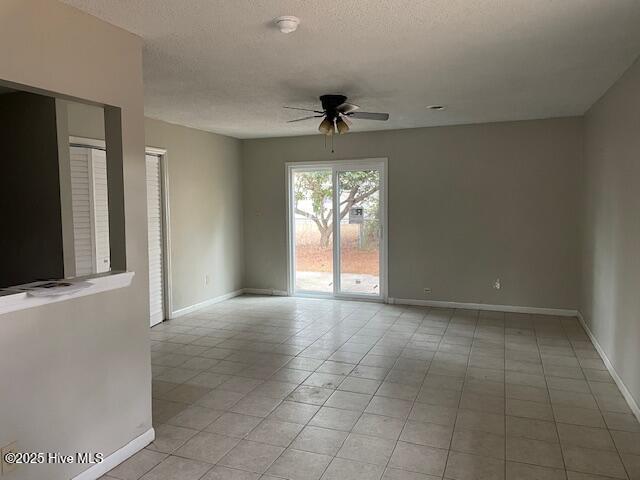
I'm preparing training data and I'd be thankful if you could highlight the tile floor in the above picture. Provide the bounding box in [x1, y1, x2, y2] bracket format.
[102, 295, 640, 480]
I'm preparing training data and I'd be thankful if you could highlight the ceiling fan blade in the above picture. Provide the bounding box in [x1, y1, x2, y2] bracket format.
[339, 113, 353, 126]
[287, 115, 324, 123]
[348, 111, 389, 121]
[337, 102, 360, 114]
[283, 106, 325, 114]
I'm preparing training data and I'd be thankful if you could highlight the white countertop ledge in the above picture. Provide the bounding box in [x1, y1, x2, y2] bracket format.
[0, 271, 135, 316]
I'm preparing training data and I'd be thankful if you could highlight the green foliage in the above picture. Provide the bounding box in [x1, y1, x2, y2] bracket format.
[294, 169, 380, 247]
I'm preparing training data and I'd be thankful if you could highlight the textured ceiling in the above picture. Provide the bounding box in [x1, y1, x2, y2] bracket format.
[61, 0, 640, 139]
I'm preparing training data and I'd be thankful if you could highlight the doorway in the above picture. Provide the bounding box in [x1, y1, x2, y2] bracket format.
[145, 148, 170, 326]
[287, 159, 387, 301]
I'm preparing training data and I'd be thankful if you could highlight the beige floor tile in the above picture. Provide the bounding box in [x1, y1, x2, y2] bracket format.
[219, 376, 263, 394]
[147, 297, 637, 480]
[611, 430, 640, 455]
[507, 436, 564, 468]
[200, 465, 259, 480]
[139, 456, 212, 480]
[452, 427, 505, 459]
[350, 365, 390, 380]
[388, 441, 448, 476]
[251, 381, 299, 399]
[603, 412, 640, 432]
[416, 386, 461, 407]
[506, 398, 554, 421]
[557, 424, 615, 451]
[549, 389, 598, 410]
[463, 383, 506, 407]
[506, 371, 547, 388]
[287, 386, 334, 405]
[553, 406, 605, 428]
[337, 433, 395, 465]
[561, 445, 627, 478]
[166, 405, 223, 430]
[365, 395, 413, 419]
[376, 381, 420, 401]
[321, 457, 385, 480]
[506, 416, 559, 443]
[456, 409, 505, 435]
[505, 383, 550, 403]
[147, 424, 198, 454]
[352, 413, 404, 440]
[316, 361, 356, 376]
[338, 376, 381, 394]
[309, 406, 361, 431]
[270, 368, 312, 384]
[266, 449, 333, 480]
[506, 461, 566, 480]
[219, 440, 285, 474]
[304, 372, 345, 390]
[152, 399, 189, 424]
[186, 372, 231, 389]
[621, 452, 640, 480]
[291, 426, 349, 456]
[324, 390, 372, 411]
[196, 389, 244, 410]
[108, 449, 167, 480]
[545, 377, 590, 394]
[400, 420, 453, 449]
[205, 412, 262, 438]
[409, 403, 457, 426]
[156, 383, 212, 404]
[566, 472, 621, 480]
[246, 418, 304, 447]
[230, 395, 282, 417]
[381, 467, 441, 480]
[269, 400, 320, 424]
[444, 451, 505, 480]
[174, 431, 240, 463]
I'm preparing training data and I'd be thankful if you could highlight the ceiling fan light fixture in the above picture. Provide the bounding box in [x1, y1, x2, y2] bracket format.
[336, 117, 349, 134]
[274, 16, 300, 34]
[318, 117, 334, 135]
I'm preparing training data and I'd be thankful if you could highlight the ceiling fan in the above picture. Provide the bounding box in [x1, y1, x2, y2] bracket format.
[284, 94, 389, 135]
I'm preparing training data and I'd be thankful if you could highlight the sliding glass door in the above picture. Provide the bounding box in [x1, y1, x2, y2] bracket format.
[291, 168, 334, 293]
[288, 160, 386, 300]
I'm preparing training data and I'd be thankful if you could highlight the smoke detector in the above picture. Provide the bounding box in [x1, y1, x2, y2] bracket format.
[274, 16, 300, 34]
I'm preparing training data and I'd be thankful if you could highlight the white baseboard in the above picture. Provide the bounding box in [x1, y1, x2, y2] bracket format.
[170, 289, 244, 318]
[72, 428, 155, 480]
[576, 311, 640, 423]
[243, 288, 288, 296]
[387, 297, 578, 317]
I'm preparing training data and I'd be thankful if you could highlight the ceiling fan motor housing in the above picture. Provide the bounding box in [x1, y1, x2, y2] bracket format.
[320, 94, 348, 118]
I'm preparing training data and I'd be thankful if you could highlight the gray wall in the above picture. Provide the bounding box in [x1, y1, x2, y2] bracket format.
[0, 1, 149, 479]
[57, 104, 245, 314]
[242, 117, 583, 310]
[581, 56, 640, 409]
[145, 118, 244, 312]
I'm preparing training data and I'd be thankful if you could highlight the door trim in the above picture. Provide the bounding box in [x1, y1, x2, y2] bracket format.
[285, 158, 388, 302]
[146, 147, 173, 325]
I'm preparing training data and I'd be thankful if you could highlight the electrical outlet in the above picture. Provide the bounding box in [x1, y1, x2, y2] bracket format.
[1, 441, 18, 475]
[423, 287, 432, 294]
[493, 278, 501, 290]
[205, 275, 210, 285]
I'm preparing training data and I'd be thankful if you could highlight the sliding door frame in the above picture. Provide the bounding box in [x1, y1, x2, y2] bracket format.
[286, 158, 388, 302]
